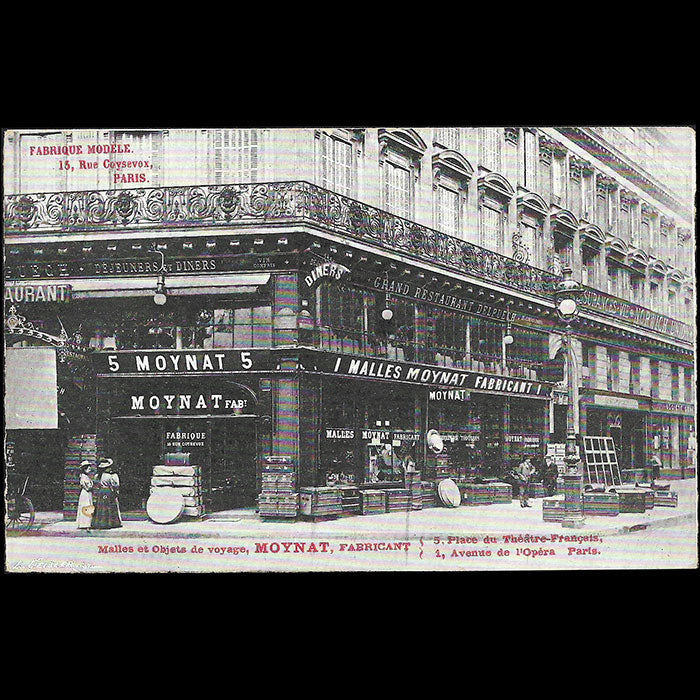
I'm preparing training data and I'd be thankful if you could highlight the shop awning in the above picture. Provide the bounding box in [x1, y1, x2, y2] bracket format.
[63, 273, 271, 299]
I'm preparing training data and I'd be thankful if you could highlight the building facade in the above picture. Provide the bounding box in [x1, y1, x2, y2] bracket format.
[3, 126, 695, 517]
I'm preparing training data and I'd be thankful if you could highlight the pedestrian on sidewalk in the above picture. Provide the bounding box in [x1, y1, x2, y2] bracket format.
[515, 456, 536, 508]
[76, 461, 96, 530]
[91, 458, 122, 530]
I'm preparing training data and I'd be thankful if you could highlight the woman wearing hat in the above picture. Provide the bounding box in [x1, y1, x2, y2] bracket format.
[76, 461, 96, 530]
[91, 458, 122, 530]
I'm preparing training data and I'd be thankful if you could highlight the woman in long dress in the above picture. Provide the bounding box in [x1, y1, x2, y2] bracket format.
[76, 461, 96, 530]
[91, 458, 123, 529]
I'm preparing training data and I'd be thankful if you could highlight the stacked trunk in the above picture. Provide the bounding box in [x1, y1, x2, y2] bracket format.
[299, 487, 342, 519]
[359, 489, 385, 515]
[150, 454, 204, 518]
[385, 489, 411, 512]
[405, 471, 422, 511]
[421, 481, 437, 508]
[259, 457, 298, 519]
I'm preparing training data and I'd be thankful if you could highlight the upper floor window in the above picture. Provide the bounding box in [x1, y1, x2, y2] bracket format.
[479, 128, 503, 172]
[212, 129, 258, 184]
[432, 150, 473, 238]
[319, 130, 354, 197]
[385, 157, 412, 219]
[378, 128, 426, 221]
[112, 131, 163, 188]
[434, 128, 461, 152]
[435, 182, 460, 236]
[523, 129, 539, 191]
[481, 199, 504, 252]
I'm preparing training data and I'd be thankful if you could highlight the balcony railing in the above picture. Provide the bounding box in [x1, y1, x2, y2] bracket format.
[4, 180, 560, 297]
[4, 180, 692, 343]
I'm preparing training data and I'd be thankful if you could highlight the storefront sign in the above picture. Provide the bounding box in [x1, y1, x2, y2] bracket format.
[118, 383, 257, 416]
[370, 274, 524, 322]
[651, 400, 695, 415]
[5, 254, 292, 281]
[429, 389, 470, 401]
[164, 430, 208, 448]
[505, 434, 541, 447]
[94, 349, 270, 375]
[319, 354, 552, 398]
[593, 394, 640, 410]
[580, 288, 692, 342]
[325, 428, 355, 440]
[4, 283, 72, 303]
[304, 262, 350, 289]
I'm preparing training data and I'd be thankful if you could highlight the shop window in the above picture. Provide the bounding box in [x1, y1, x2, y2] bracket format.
[212, 128, 258, 184]
[506, 326, 547, 380]
[420, 307, 470, 368]
[315, 283, 368, 355]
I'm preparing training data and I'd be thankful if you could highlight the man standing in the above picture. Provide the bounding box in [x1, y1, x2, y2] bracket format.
[515, 456, 536, 508]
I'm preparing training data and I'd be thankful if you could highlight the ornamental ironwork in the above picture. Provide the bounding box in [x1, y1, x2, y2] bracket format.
[4, 181, 559, 296]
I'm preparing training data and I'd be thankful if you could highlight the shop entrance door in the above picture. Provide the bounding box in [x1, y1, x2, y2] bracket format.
[208, 418, 258, 511]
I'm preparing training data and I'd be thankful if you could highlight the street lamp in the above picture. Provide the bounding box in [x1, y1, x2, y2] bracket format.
[152, 248, 168, 306]
[552, 266, 585, 528]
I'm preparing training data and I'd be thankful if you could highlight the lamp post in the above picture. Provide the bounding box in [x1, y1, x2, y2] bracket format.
[553, 266, 585, 529]
[152, 248, 167, 306]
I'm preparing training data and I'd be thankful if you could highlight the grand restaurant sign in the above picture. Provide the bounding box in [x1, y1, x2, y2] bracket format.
[579, 288, 693, 343]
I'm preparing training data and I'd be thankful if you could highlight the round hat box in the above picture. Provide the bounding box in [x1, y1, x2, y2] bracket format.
[147, 488, 185, 524]
[437, 478, 461, 507]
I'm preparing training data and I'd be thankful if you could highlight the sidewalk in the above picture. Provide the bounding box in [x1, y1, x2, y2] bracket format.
[19, 479, 698, 541]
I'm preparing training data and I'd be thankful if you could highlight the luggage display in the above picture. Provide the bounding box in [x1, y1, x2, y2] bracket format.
[614, 489, 647, 514]
[437, 479, 461, 508]
[259, 456, 298, 519]
[338, 486, 360, 516]
[298, 487, 342, 519]
[582, 491, 620, 517]
[421, 482, 437, 508]
[491, 482, 513, 504]
[654, 491, 678, 508]
[543, 497, 566, 522]
[385, 489, 411, 513]
[150, 458, 204, 519]
[359, 489, 386, 515]
[147, 487, 185, 524]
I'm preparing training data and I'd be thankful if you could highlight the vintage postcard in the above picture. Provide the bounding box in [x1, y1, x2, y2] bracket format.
[4, 126, 697, 572]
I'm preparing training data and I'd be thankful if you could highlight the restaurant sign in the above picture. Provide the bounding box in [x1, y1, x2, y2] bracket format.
[5, 283, 72, 303]
[579, 288, 692, 343]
